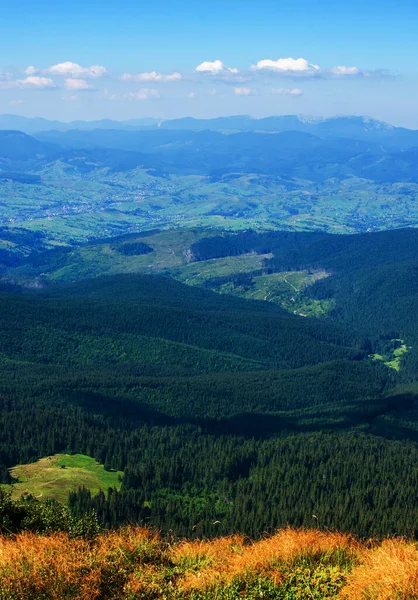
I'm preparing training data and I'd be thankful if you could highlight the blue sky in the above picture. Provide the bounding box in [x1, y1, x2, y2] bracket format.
[1, 0, 418, 126]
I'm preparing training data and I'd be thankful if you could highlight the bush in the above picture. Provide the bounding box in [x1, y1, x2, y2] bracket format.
[0, 489, 99, 538]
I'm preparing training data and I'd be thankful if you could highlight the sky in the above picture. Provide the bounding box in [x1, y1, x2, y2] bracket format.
[1, 0, 418, 126]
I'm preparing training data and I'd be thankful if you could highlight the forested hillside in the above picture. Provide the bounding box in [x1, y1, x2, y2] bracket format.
[1, 225, 418, 538]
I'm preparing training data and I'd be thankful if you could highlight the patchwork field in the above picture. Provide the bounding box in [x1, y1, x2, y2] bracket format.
[2, 165, 418, 249]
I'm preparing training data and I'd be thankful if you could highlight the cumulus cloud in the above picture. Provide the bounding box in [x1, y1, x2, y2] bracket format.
[120, 71, 182, 82]
[48, 61, 107, 78]
[329, 65, 360, 76]
[24, 66, 38, 75]
[234, 87, 256, 96]
[0, 74, 56, 89]
[19, 76, 56, 89]
[9, 99, 24, 105]
[272, 87, 303, 96]
[250, 57, 387, 79]
[325, 66, 389, 78]
[195, 60, 238, 74]
[187, 92, 196, 98]
[252, 57, 319, 72]
[125, 88, 160, 100]
[64, 78, 95, 91]
[196, 60, 225, 73]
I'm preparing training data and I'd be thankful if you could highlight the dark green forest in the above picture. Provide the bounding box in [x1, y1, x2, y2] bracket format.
[1, 227, 418, 539]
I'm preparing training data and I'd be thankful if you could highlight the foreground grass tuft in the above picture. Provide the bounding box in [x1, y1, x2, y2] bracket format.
[340, 538, 418, 599]
[0, 527, 416, 598]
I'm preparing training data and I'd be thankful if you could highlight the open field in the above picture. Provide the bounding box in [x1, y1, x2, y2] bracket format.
[8, 454, 122, 504]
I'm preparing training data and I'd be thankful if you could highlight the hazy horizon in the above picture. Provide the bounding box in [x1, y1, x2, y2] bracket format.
[2, 112, 418, 131]
[2, 0, 418, 127]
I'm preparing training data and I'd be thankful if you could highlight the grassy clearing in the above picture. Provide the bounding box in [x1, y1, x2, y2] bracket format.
[213, 269, 333, 317]
[36, 228, 209, 282]
[370, 339, 410, 372]
[0, 526, 417, 598]
[174, 253, 270, 285]
[385, 343, 409, 371]
[8, 454, 122, 504]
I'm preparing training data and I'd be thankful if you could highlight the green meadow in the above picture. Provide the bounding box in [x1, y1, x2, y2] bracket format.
[7, 454, 123, 504]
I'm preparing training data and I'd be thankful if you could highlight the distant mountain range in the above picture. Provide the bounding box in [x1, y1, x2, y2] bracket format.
[0, 114, 160, 134]
[1, 114, 418, 148]
[1, 126, 418, 184]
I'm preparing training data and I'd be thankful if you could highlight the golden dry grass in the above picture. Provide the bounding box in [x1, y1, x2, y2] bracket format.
[173, 527, 357, 592]
[340, 538, 418, 600]
[0, 526, 162, 600]
[0, 527, 417, 599]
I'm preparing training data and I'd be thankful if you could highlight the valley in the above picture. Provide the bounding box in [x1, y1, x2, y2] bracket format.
[1, 121, 418, 251]
[3, 0, 418, 591]
[0, 224, 417, 539]
[1, 117, 418, 544]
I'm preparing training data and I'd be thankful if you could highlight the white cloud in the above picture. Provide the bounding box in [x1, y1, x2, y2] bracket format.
[329, 66, 360, 76]
[272, 87, 303, 96]
[196, 60, 224, 73]
[9, 99, 25, 105]
[19, 76, 56, 89]
[64, 78, 94, 91]
[234, 87, 256, 96]
[25, 66, 38, 76]
[187, 92, 196, 98]
[48, 61, 107, 78]
[120, 71, 182, 82]
[125, 88, 161, 100]
[252, 57, 319, 72]
[63, 94, 78, 101]
[195, 60, 238, 74]
[0, 75, 56, 90]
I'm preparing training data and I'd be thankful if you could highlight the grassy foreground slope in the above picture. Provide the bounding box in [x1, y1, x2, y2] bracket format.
[0, 526, 416, 599]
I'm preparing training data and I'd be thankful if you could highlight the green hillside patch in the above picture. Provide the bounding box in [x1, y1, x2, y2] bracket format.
[8, 454, 122, 504]
[212, 270, 333, 317]
[370, 339, 410, 371]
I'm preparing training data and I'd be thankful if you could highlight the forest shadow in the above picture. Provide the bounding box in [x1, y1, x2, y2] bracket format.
[62, 389, 418, 442]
